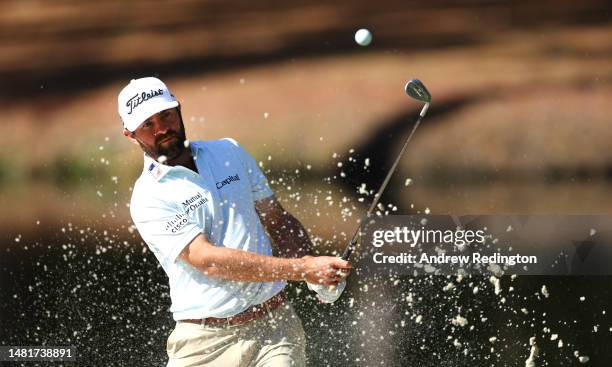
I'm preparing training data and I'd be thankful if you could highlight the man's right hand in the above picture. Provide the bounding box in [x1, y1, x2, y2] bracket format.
[298, 256, 351, 286]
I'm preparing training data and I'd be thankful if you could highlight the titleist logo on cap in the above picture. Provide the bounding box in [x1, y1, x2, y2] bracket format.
[126, 89, 164, 114]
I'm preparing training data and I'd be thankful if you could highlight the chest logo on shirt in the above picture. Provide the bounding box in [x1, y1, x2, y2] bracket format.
[216, 174, 240, 190]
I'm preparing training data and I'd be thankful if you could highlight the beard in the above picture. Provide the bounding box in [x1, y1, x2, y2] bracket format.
[137, 114, 188, 163]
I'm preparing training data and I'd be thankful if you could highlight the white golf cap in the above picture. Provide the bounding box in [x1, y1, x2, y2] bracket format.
[118, 77, 179, 132]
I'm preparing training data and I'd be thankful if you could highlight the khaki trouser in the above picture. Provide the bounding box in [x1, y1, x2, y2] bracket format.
[166, 303, 306, 367]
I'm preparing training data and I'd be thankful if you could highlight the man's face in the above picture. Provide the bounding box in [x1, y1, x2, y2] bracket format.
[129, 107, 187, 162]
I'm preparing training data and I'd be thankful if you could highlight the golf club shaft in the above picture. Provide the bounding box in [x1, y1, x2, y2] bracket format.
[341, 102, 430, 261]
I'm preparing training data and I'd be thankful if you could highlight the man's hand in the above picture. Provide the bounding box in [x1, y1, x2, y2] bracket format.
[299, 256, 351, 286]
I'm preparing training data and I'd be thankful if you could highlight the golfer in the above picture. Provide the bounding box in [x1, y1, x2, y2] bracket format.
[118, 77, 350, 367]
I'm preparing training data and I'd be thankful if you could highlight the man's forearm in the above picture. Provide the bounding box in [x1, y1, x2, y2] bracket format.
[180, 233, 350, 285]
[188, 245, 306, 282]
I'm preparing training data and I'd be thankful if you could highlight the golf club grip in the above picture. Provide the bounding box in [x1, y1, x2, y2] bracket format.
[341, 238, 358, 261]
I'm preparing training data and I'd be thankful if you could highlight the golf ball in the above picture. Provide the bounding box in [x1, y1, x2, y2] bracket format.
[354, 28, 372, 46]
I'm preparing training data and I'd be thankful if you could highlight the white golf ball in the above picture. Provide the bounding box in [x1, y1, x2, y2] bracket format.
[354, 28, 372, 46]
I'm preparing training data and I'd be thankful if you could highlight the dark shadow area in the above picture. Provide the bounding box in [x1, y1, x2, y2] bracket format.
[336, 74, 612, 210]
[336, 94, 481, 208]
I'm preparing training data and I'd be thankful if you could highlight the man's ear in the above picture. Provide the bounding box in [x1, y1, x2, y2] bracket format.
[123, 129, 140, 146]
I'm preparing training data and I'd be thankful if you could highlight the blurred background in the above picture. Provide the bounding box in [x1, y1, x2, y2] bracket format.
[1, 0, 611, 366]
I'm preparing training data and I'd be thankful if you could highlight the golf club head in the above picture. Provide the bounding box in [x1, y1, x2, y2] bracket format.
[404, 79, 431, 103]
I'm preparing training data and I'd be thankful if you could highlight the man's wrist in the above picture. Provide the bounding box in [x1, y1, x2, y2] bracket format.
[289, 256, 308, 281]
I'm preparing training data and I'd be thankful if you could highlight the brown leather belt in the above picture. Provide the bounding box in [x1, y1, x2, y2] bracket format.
[179, 291, 286, 327]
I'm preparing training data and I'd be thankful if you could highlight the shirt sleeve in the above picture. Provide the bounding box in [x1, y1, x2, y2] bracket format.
[130, 197, 202, 266]
[224, 138, 274, 201]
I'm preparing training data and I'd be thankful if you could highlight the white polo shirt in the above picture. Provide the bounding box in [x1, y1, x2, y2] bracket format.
[130, 138, 285, 320]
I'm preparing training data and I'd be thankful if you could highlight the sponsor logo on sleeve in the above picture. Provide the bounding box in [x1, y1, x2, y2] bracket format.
[165, 213, 189, 234]
[181, 192, 208, 215]
[164, 192, 209, 233]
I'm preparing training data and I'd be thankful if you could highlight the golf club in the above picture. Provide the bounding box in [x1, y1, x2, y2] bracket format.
[309, 79, 432, 303]
[341, 79, 431, 261]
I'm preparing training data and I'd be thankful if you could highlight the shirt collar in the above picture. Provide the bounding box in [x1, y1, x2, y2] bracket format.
[142, 143, 201, 181]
